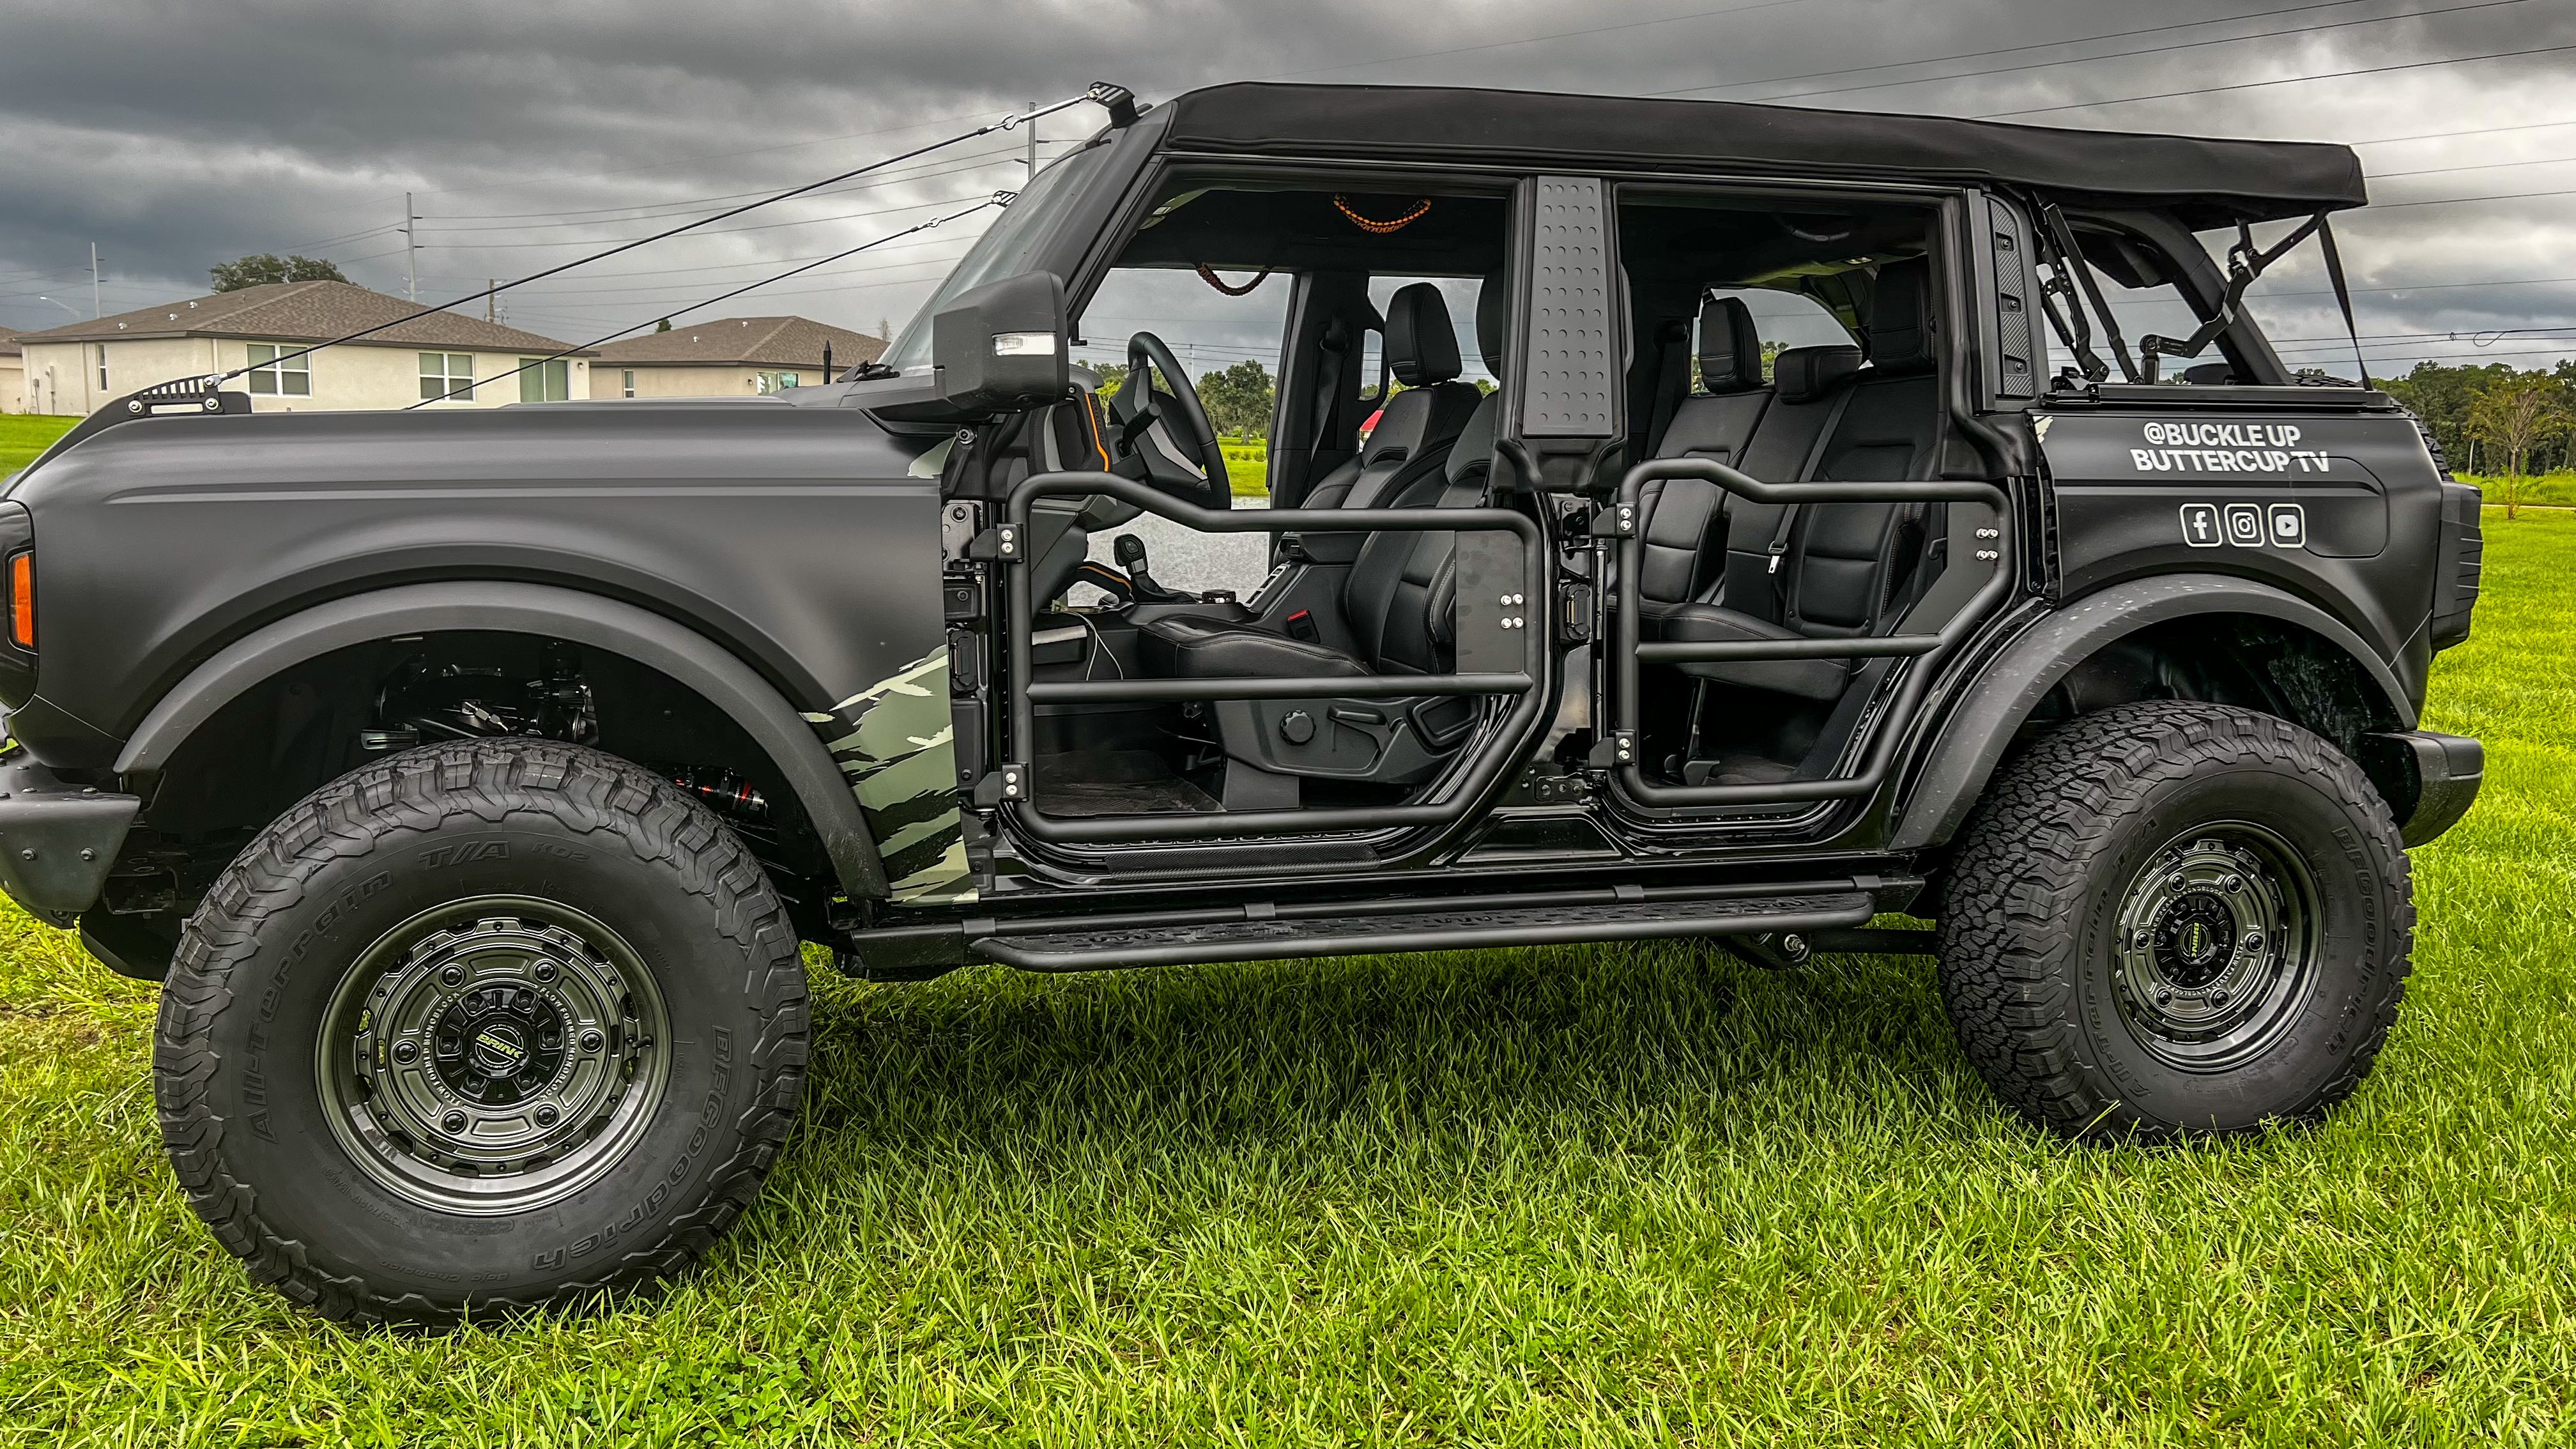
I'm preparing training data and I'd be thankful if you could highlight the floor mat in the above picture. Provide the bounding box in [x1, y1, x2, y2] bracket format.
[1034, 751, 1223, 816]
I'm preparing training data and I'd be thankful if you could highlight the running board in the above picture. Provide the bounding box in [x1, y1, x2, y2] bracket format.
[969, 891, 1874, 972]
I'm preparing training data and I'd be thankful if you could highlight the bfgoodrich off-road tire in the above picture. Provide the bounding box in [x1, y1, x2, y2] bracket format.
[154, 740, 809, 1324]
[1936, 702, 2412, 1140]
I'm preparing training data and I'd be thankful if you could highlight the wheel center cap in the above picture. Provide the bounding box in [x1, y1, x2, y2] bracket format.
[433, 981, 568, 1105]
[2154, 892, 2236, 988]
[471, 1022, 528, 1075]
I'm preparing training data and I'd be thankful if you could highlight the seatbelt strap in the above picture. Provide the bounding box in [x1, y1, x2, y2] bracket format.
[1307, 316, 1351, 458]
[2318, 215, 2373, 389]
[1769, 385, 1857, 579]
[1644, 318, 1691, 457]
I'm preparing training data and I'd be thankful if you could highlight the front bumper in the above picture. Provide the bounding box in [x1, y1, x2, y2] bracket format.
[2366, 730, 2484, 847]
[0, 756, 141, 926]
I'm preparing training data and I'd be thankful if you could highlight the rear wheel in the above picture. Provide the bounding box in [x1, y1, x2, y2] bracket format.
[1936, 702, 2412, 1138]
[155, 740, 808, 1322]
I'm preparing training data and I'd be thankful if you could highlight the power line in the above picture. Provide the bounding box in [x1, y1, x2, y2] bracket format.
[2370, 153, 2576, 180]
[1251, 0, 1816, 82]
[1669, 0, 2528, 104]
[415, 146, 1028, 231]
[417, 188, 999, 249]
[222, 92, 1099, 383]
[1657, 0, 2374, 96]
[1982, 38, 2576, 119]
[2373, 183, 2576, 209]
[422, 194, 1003, 408]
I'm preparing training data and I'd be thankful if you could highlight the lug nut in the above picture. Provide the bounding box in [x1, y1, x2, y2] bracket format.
[440, 965, 464, 986]
[2210, 989, 2230, 1006]
[2133, 928, 2152, 948]
[579, 1029, 605, 1053]
[442, 1110, 468, 1134]
[2242, 930, 2264, 951]
[392, 1040, 418, 1064]
[2222, 873, 2244, 893]
[2155, 990, 2173, 1007]
[534, 1104, 560, 1127]
[534, 962, 556, 983]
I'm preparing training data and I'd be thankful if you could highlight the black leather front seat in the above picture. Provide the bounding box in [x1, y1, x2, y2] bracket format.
[1131, 279, 1509, 801]
[1300, 282, 1482, 513]
[1660, 258, 1947, 702]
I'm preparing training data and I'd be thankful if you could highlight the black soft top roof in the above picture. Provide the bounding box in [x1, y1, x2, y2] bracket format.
[1159, 83, 2365, 230]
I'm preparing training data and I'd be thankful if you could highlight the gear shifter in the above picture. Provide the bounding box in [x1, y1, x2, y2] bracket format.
[1113, 533, 1191, 604]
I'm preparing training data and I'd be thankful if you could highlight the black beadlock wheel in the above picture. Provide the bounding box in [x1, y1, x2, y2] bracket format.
[153, 740, 809, 1324]
[1935, 702, 2414, 1139]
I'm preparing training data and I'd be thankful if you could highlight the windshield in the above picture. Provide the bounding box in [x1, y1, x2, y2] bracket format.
[878, 145, 1113, 374]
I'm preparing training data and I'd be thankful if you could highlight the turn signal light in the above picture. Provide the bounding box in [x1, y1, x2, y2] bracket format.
[8, 552, 31, 650]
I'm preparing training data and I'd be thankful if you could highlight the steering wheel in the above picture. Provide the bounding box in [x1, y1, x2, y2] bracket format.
[1113, 331, 1233, 510]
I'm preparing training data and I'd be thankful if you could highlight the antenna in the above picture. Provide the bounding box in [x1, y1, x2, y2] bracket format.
[89, 242, 101, 318]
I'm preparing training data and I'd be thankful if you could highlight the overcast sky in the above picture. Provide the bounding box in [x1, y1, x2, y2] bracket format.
[5, 0, 2575, 379]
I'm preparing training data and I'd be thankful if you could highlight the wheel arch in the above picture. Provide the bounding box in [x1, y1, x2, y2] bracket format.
[1890, 575, 2418, 853]
[114, 581, 889, 900]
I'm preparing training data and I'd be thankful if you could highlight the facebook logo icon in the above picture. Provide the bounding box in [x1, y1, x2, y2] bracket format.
[2179, 503, 2222, 547]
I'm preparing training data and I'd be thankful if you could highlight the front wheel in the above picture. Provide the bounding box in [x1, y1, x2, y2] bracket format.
[154, 740, 809, 1322]
[1936, 702, 2414, 1139]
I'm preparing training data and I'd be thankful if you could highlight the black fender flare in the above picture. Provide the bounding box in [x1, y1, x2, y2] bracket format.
[1888, 574, 2417, 853]
[112, 581, 890, 898]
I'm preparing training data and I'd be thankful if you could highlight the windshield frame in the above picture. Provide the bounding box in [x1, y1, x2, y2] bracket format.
[878, 137, 1135, 375]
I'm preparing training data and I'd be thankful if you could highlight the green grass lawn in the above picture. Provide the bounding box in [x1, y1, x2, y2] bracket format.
[0, 414, 78, 477]
[2, 512, 2572, 1446]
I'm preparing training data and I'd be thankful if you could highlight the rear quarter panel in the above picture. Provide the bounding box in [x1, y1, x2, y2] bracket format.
[2035, 400, 2442, 707]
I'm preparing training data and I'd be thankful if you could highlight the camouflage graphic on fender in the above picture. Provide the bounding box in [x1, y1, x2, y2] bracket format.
[806, 653, 972, 904]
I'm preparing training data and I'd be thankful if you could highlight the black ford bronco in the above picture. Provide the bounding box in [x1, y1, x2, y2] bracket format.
[0, 82, 2485, 1321]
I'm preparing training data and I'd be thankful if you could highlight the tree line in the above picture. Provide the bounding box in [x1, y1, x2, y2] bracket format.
[2380, 360, 2576, 516]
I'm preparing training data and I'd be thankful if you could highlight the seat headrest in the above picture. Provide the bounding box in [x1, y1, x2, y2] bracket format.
[1867, 257, 1936, 376]
[1384, 282, 1462, 387]
[1772, 345, 1864, 404]
[1475, 274, 1506, 378]
[1696, 296, 1763, 394]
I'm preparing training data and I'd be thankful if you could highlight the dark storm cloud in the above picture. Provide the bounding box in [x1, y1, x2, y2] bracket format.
[5, 0, 2576, 374]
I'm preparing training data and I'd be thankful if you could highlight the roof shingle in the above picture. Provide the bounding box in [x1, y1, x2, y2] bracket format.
[590, 316, 884, 369]
[13, 281, 586, 353]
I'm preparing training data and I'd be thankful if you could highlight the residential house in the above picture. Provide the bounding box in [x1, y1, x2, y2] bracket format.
[0, 328, 22, 413]
[589, 316, 884, 400]
[15, 281, 595, 415]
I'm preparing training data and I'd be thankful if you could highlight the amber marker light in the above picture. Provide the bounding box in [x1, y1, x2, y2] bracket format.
[9, 553, 33, 649]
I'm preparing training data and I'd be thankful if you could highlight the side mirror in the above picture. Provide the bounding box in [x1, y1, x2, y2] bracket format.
[931, 271, 1070, 413]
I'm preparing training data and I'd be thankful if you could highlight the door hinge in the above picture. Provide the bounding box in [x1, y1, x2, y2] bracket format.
[1585, 730, 1637, 769]
[972, 763, 1029, 807]
[965, 523, 1024, 563]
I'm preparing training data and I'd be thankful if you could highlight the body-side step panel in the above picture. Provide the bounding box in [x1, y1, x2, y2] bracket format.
[971, 891, 1874, 971]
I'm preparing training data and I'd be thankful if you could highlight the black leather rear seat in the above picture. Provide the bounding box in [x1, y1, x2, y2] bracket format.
[1632, 296, 1765, 636]
[1659, 257, 1948, 702]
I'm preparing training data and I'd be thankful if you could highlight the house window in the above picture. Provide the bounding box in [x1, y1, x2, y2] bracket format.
[247, 343, 312, 396]
[95, 344, 109, 392]
[755, 371, 801, 395]
[519, 358, 570, 402]
[418, 353, 473, 402]
[621, 369, 636, 399]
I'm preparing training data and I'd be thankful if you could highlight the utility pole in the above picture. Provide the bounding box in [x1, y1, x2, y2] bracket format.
[486, 280, 495, 323]
[1024, 100, 1037, 181]
[404, 193, 417, 302]
[89, 242, 101, 318]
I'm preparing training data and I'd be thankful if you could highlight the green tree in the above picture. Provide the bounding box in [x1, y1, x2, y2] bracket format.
[2465, 371, 2571, 519]
[208, 254, 346, 292]
[1195, 358, 1276, 440]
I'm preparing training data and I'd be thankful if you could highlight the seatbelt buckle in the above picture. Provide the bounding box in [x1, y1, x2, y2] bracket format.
[1767, 543, 1788, 575]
